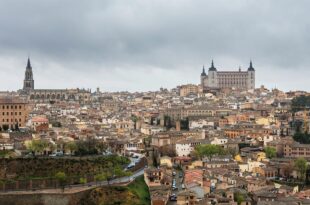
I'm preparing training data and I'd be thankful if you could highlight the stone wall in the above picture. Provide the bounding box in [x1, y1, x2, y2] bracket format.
[0, 190, 91, 205]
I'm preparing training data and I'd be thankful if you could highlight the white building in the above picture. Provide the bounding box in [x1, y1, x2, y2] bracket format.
[176, 139, 210, 157]
[189, 119, 214, 129]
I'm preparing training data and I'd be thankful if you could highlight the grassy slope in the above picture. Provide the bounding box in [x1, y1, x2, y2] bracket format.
[127, 176, 150, 205]
[80, 176, 151, 205]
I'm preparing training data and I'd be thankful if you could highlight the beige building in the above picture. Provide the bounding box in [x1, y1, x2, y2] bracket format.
[0, 96, 28, 130]
[180, 84, 199, 97]
[284, 142, 310, 158]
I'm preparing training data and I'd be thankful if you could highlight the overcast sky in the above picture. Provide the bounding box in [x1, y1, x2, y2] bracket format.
[0, 0, 309, 92]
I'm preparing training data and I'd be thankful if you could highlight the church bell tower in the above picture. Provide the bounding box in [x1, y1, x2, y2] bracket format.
[23, 58, 34, 91]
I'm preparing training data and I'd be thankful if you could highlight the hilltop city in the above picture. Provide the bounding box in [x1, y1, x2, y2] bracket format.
[1, 58, 310, 205]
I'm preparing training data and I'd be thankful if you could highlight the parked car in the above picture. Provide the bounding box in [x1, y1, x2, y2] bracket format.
[170, 194, 177, 201]
[49, 151, 63, 157]
[102, 151, 113, 156]
[126, 162, 135, 170]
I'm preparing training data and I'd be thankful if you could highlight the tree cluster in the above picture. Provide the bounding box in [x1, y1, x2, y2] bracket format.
[291, 95, 310, 112]
[264, 146, 276, 159]
[294, 157, 308, 181]
[25, 139, 55, 156]
[75, 139, 108, 156]
[194, 144, 226, 160]
[293, 132, 310, 144]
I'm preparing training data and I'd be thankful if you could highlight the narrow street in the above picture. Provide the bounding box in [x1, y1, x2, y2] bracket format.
[167, 168, 183, 205]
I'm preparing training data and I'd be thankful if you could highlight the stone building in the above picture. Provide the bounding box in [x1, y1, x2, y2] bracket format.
[20, 58, 91, 103]
[27, 88, 91, 103]
[0, 96, 28, 130]
[200, 60, 255, 90]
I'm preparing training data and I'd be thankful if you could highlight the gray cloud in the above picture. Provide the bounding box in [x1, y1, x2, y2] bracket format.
[0, 0, 310, 92]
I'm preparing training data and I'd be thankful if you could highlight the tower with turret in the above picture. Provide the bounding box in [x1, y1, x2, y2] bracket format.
[23, 58, 34, 92]
[208, 60, 218, 88]
[247, 60, 255, 90]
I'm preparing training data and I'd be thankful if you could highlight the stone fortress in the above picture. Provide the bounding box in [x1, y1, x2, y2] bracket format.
[200, 60, 255, 91]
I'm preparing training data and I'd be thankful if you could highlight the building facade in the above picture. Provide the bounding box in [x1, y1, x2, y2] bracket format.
[200, 60, 255, 90]
[20, 58, 91, 103]
[179, 84, 199, 97]
[0, 96, 28, 130]
[27, 88, 91, 103]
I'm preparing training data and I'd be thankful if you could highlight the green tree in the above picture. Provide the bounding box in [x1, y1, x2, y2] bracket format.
[66, 141, 78, 156]
[2, 125, 9, 131]
[293, 132, 310, 144]
[96, 141, 108, 153]
[79, 177, 87, 185]
[234, 193, 245, 205]
[14, 123, 19, 131]
[158, 145, 176, 157]
[95, 173, 107, 185]
[294, 157, 308, 181]
[291, 95, 310, 112]
[95, 162, 132, 186]
[75, 139, 98, 156]
[26, 139, 49, 156]
[264, 146, 276, 159]
[55, 171, 67, 192]
[52, 121, 62, 127]
[194, 144, 224, 160]
[180, 118, 189, 130]
[164, 115, 172, 129]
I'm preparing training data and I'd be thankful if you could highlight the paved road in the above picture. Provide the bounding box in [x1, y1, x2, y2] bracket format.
[167, 168, 183, 205]
[69, 167, 145, 188]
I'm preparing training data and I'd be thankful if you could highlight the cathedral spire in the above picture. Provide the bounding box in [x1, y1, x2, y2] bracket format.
[23, 57, 34, 91]
[26, 57, 32, 69]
